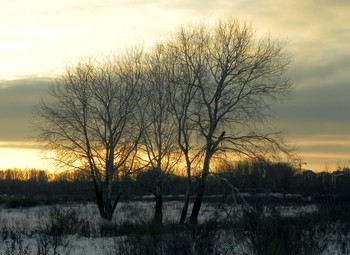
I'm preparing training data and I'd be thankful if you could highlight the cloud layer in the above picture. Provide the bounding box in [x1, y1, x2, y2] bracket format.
[0, 0, 349, 170]
[0, 78, 50, 142]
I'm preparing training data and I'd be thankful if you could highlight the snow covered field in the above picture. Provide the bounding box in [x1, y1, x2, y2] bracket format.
[0, 200, 348, 254]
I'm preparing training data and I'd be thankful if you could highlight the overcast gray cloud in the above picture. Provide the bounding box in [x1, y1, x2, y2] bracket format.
[276, 77, 350, 123]
[0, 78, 50, 142]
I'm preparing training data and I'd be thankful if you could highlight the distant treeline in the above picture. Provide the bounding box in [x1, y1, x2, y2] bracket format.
[0, 160, 350, 201]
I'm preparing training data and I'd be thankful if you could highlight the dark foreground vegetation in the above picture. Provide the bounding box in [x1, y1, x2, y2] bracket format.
[1, 161, 350, 254]
[114, 205, 350, 255]
[0, 198, 349, 254]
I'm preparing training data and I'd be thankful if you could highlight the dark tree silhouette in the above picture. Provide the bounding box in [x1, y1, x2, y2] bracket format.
[35, 51, 145, 221]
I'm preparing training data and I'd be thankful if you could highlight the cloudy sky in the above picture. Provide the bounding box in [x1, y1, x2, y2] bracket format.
[0, 0, 349, 171]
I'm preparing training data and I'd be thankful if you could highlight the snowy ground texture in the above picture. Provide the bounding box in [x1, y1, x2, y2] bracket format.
[0, 200, 349, 254]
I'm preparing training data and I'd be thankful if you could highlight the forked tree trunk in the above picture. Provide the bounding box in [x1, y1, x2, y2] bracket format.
[92, 176, 109, 220]
[96, 195, 120, 221]
[95, 189, 109, 220]
[94, 184, 121, 221]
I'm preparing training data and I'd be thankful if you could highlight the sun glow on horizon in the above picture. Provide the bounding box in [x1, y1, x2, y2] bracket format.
[0, 141, 348, 173]
[0, 144, 51, 171]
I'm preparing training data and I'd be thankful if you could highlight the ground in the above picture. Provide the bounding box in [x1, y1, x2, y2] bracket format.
[0, 197, 349, 254]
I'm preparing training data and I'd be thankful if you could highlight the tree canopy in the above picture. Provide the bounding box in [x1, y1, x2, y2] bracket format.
[35, 17, 291, 222]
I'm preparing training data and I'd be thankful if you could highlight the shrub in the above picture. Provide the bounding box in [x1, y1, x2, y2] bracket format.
[45, 207, 93, 237]
[116, 220, 221, 255]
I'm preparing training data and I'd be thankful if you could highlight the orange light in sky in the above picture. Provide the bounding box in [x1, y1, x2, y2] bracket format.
[0, 146, 49, 170]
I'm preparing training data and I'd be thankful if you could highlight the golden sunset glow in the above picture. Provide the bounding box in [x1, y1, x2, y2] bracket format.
[0, 145, 47, 170]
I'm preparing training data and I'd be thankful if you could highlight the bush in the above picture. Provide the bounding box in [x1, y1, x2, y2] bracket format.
[45, 207, 93, 237]
[116, 220, 221, 255]
[242, 208, 348, 255]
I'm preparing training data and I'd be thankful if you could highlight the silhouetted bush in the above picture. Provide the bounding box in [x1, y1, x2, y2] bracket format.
[44, 207, 93, 237]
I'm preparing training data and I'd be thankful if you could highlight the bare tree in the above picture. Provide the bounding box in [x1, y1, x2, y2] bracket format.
[35, 50, 144, 221]
[167, 17, 291, 224]
[164, 40, 202, 224]
[141, 45, 179, 224]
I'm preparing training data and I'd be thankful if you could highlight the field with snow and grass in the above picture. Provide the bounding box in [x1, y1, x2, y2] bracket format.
[0, 199, 349, 254]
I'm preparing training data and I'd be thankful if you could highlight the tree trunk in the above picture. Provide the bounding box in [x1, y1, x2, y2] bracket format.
[189, 178, 205, 224]
[179, 178, 191, 224]
[104, 200, 113, 221]
[189, 150, 211, 224]
[154, 175, 163, 225]
[104, 159, 114, 221]
[96, 195, 119, 221]
[94, 183, 120, 221]
[95, 189, 108, 220]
